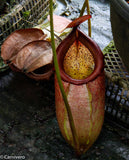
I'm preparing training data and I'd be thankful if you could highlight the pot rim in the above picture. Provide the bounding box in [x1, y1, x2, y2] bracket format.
[110, 0, 129, 23]
[57, 28, 104, 85]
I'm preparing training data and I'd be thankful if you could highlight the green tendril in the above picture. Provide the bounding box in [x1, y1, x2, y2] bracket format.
[49, 0, 79, 152]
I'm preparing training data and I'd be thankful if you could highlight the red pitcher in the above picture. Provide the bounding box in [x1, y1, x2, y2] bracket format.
[55, 15, 105, 155]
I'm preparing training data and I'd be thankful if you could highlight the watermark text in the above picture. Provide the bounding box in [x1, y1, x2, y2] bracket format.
[0, 155, 25, 159]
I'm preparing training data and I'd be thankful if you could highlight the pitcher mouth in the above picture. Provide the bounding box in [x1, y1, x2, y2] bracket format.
[56, 28, 104, 85]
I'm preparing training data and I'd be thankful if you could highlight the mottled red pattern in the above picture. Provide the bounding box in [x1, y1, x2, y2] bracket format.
[55, 72, 105, 155]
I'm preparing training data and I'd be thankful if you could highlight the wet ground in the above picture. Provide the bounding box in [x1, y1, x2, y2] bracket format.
[55, 0, 112, 50]
[0, 0, 129, 160]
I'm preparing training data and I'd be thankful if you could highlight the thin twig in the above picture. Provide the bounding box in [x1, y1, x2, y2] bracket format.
[79, 0, 91, 37]
[79, 1, 86, 17]
[85, 0, 91, 37]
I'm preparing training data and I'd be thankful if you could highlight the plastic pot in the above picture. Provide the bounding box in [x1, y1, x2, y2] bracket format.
[110, 0, 129, 72]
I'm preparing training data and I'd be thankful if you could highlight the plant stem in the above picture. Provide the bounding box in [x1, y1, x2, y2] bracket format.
[49, 0, 79, 151]
[86, 0, 91, 37]
[79, 1, 86, 17]
[79, 0, 91, 37]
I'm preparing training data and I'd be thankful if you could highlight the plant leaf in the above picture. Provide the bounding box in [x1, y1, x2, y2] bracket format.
[48, 15, 91, 33]
[1, 28, 46, 62]
[13, 40, 53, 73]
[48, 14, 71, 33]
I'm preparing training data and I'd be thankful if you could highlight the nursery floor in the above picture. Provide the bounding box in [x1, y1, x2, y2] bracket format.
[0, 0, 129, 160]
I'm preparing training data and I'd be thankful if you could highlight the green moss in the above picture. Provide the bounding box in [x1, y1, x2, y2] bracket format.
[103, 40, 116, 55]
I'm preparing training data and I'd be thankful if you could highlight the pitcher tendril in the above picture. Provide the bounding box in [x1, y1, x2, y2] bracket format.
[49, 0, 79, 151]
